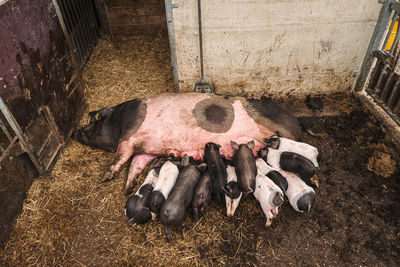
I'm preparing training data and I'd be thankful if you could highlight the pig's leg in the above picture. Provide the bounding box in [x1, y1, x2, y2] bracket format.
[125, 154, 157, 195]
[103, 141, 134, 182]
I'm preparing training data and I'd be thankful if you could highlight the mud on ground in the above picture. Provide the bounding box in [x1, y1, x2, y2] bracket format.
[0, 34, 400, 266]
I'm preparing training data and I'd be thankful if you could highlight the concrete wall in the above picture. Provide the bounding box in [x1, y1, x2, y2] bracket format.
[172, 0, 381, 97]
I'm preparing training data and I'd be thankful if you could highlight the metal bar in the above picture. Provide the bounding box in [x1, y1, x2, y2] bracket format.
[0, 97, 45, 174]
[394, 97, 400, 113]
[0, 118, 13, 142]
[165, 0, 179, 92]
[369, 93, 400, 125]
[53, 0, 81, 70]
[61, 0, 84, 63]
[93, 0, 111, 34]
[374, 65, 390, 95]
[84, 0, 99, 52]
[380, 71, 395, 101]
[67, 0, 85, 65]
[387, 78, 400, 107]
[383, 11, 398, 51]
[75, 0, 93, 61]
[197, 0, 204, 80]
[354, 0, 394, 92]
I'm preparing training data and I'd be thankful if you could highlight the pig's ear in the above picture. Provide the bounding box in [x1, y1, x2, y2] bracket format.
[247, 140, 255, 149]
[231, 141, 239, 151]
[196, 163, 207, 173]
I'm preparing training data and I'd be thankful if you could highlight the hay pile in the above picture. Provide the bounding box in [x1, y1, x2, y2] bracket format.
[0, 34, 269, 266]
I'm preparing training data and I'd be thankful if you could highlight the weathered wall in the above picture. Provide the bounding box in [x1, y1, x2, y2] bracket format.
[173, 0, 381, 96]
[0, 0, 85, 247]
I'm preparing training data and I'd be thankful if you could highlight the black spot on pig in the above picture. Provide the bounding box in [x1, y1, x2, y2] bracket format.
[266, 170, 288, 192]
[280, 152, 316, 182]
[125, 183, 153, 224]
[241, 97, 301, 140]
[224, 181, 241, 199]
[192, 98, 234, 133]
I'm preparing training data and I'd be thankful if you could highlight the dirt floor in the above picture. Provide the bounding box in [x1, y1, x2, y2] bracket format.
[1, 34, 400, 266]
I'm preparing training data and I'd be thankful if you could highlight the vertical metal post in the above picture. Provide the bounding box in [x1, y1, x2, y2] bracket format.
[165, 0, 180, 92]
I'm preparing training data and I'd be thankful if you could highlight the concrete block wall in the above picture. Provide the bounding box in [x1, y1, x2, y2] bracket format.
[172, 0, 381, 96]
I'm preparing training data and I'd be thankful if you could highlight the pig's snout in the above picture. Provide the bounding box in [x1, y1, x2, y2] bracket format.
[296, 191, 315, 212]
[272, 192, 284, 206]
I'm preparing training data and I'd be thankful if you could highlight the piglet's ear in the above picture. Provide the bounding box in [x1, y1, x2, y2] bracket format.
[247, 140, 255, 149]
[196, 163, 207, 173]
[231, 141, 239, 151]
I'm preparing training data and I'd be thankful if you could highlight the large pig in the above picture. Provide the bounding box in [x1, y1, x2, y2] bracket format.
[124, 167, 159, 225]
[231, 140, 257, 195]
[148, 160, 180, 219]
[75, 93, 301, 194]
[160, 155, 206, 242]
[225, 165, 242, 217]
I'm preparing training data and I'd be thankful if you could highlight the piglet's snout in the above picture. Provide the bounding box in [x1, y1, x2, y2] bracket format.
[272, 192, 284, 206]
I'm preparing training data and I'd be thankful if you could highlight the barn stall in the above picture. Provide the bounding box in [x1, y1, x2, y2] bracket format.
[0, 0, 400, 265]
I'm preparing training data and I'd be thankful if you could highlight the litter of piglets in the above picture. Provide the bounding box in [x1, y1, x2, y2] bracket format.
[124, 137, 321, 242]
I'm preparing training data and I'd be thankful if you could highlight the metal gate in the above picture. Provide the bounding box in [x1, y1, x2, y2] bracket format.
[52, 0, 101, 68]
[355, 0, 400, 126]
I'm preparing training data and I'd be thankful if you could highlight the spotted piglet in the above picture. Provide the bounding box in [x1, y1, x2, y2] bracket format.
[257, 154, 315, 212]
[124, 167, 159, 225]
[149, 160, 179, 219]
[264, 135, 322, 180]
[253, 169, 284, 227]
[224, 165, 242, 217]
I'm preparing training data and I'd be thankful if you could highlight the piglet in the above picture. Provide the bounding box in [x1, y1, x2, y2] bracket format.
[191, 171, 212, 222]
[124, 168, 159, 225]
[149, 160, 179, 219]
[160, 155, 206, 242]
[259, 147, 316, 182]
[253, 171, 284, 227]
[264, 135, 322, 170]
[231, 140, 257, 195]
[225, 165, 242, 217]
[204, 142, 227, 206]
[256, 156, 315, 212]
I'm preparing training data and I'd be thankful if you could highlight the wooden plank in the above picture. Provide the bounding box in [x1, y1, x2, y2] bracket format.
[110, 24, 166, 36]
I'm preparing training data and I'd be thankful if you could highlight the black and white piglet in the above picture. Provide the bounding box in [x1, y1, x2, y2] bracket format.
[265, 134, 322, 170]
[259, 146, 316, 182]
[124, 168, 159, 225]
[149, 160, 179, 219]
[204, 142, 227, 206]
[225, 165, 242, 217]
[160, 155, 206, 242]
[256, 157, 315, 212]
[231, 140, 257, 195]
[191, 170, 213, 222]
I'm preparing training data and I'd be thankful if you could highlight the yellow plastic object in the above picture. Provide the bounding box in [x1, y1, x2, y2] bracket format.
[385, 20, 398, 51]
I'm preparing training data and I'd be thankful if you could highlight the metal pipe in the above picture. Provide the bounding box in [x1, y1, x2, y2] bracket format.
[0, 118, 13, 142]
[197, 0, 204, 80]
[164, 0, 180, 92]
